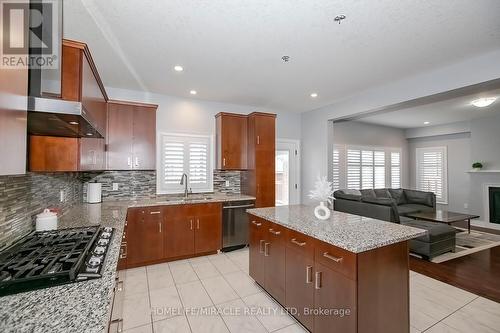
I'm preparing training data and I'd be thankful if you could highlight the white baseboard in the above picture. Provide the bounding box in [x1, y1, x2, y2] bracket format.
[471, 220, 500, 231]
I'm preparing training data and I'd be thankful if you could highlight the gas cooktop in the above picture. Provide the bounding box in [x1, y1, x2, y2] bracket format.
[0, 226, 114, 297]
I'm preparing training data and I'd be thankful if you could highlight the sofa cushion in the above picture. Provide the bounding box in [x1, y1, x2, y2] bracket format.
[361, 196, 395, 206]
[397, 204, 434, 215]
[374, 189, 392, 198]
[401, 220, 456, 242]
[389, 188, 407, 205]
[333, 189, 362, 201]
[404, 189, 434, 207]
[360, 189, 376, 198]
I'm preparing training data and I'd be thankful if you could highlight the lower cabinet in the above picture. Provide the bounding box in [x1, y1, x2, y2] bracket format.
[248, 213, 409, 333]
[120, 203, 222, 269]
[125, 206, 164, 267]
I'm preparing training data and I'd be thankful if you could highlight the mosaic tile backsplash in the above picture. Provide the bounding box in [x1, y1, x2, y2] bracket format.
[0, 173, 83, 250]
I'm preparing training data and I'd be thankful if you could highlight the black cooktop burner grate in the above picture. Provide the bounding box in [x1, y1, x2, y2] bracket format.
[0, 226, 113, 297]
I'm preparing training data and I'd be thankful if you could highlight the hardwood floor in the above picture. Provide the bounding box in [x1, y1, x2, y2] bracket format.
[410, 245, 500, 303]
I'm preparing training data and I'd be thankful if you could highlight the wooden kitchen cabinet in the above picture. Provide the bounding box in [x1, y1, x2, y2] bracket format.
[125, 207, 165, 267]
[29, 135, 105, 172]
[106, 100, 157, 170]
[244, 112, 276, 208]
[194, 204, 222, 254]
[248, 213, 410, 333]
[164, 205, 195, 258]
[215, 113, 248, 170]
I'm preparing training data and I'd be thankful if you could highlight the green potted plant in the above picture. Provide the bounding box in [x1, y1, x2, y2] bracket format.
[472, 162, 483, 171]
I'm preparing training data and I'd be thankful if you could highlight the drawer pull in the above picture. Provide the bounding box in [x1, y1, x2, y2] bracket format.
[291, 238, 306, 247]
[251, 220, 262, 226]
[150, 211, 161, 215]
[315, 271, 322, 289]
[264, 242, 270, 256]
[323, 252, 343, 263]
[259, 240, 265, 253]
[268, 228, 281, 235]
[306, 265, 313, 284]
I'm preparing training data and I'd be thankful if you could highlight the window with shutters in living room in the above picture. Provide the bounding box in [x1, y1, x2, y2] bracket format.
[158, 133, 213, 194]
[332, 144, 402, 191]
[415, 146, 448, 204]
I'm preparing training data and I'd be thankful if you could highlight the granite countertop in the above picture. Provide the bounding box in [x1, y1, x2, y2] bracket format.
[0, 193, 254, 333]
[247, 204, 426, 253]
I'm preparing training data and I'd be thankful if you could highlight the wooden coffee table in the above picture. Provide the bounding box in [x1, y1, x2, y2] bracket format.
[404, 210, 480, 234]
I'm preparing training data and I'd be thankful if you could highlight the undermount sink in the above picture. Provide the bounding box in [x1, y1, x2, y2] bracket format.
[155, 196, 214, 204]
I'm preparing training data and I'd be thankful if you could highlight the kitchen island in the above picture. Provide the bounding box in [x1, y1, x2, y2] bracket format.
[247, 205, 426, 333]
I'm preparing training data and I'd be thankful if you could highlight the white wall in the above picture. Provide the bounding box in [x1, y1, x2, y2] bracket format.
[300, 48, 500, 203]
[407, 133, 471, 212]
[332, 121, 410, 187]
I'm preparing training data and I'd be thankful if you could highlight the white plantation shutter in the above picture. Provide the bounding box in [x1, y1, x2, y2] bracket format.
[416, 147, 447, 204]
[374, 151, 385, 189]
[391, 152, 401, 188]
[346, 148, 385, 189]
[332, 148, 340, 191]
[159, 134, 213, 194]
[347, 149, 361, 189]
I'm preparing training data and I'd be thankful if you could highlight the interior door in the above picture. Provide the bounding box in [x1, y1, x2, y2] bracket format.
[276, 140, 300, 205]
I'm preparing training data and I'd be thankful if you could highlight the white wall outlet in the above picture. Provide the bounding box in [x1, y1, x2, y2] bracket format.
[59, 190, 65, 202]
[112, 183, 119, 191]
[225, 180, 230, 187]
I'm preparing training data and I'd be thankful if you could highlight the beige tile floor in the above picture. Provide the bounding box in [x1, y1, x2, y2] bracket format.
[119, 248, 500, 333]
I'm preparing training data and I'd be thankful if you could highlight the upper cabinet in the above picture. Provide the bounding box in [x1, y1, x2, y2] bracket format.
[215, 113, 248, 170]
[107, 101, 157, 170]
[60, 40, 108, 137]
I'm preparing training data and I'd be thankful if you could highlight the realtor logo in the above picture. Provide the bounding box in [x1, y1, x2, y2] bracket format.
[1, 0, 59, 69]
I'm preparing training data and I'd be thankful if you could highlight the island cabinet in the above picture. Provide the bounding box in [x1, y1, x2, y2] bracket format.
[215, 113, 248, 170]
[248, 213, 410, 333]
[119, 203, 222, 269]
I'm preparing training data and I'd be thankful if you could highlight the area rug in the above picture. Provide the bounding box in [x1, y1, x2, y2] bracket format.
[430, 228, 500, 263]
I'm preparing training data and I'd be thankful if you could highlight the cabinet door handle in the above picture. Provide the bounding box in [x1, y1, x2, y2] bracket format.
[291, 238, 306, 247]
[223, 158, 226, 166]
[323, 252, 343, 263]
[306, 265, 313, 284]
[259, 240, 265, 253]
[190, 219, 193, 230]
[158, 222, 162, 233]
[264, 242, 270, 256]
[268, 228, 281, 235]
[150, 211, 161, 215]
[120, 242, 127, 259]
[251, 220, 262, 227]
[197, 219, 200, 229]
[257, 135, 260, 145]
[315, 271, 322, 290]
[127, 157, 132, 167]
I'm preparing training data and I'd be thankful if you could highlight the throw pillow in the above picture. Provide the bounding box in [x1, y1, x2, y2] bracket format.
[388, 188, 407, 205]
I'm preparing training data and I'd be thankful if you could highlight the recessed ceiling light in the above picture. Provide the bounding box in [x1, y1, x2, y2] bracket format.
[310, 93, 318, 98]
[174, 65, 183, 72]
[69, 121, 78, 125]
[424, 121, 430, 125]
[190, 90, 197, 95]
[471, 97, 496, 108]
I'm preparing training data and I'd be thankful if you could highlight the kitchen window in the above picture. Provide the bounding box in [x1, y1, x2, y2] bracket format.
[333, 144, 402, 190]
[158, 133, 213, 194]
[416, 146, 447, 204]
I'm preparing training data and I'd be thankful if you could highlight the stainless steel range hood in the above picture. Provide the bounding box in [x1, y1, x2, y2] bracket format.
[27, 97, 103, 138]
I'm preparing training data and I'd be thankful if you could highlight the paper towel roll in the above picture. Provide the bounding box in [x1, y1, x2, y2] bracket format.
[87, 183, 102, 203]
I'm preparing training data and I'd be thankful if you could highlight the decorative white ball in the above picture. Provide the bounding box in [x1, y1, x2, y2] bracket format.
[314, 202, 331, 220]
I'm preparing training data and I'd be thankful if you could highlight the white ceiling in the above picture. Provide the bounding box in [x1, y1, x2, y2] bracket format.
[357, 88, 500, 129]
[63, 0, 500, 112]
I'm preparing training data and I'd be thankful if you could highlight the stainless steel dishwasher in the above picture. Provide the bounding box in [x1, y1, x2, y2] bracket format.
[222, 200, 255, 252]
